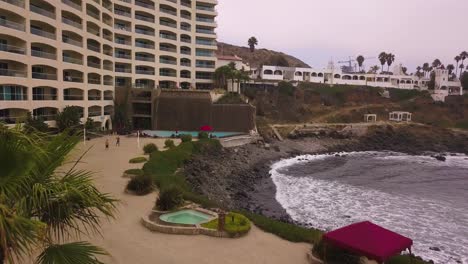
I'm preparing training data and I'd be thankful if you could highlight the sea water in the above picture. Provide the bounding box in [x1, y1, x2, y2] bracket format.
[270, 152, 468, 263]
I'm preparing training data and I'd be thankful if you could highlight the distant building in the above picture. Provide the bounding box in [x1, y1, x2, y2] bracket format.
[250, 62, 463, 102]
[431, 69, 463, 101]
[216, 55, 250, 93]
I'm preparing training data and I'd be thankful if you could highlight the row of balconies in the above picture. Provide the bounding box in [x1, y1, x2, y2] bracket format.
[0, 105, 114, 124]
[1, 0, 216, 23]
[0, 85, 114, 101]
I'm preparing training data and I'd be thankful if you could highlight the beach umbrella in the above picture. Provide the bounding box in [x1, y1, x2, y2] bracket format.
[200, 125, 213, 131]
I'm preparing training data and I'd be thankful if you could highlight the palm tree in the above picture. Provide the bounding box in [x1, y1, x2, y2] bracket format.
[422, 63, 430, 78]
[386, 53, 395, 72]
[247, 37, 258, 53]
[214, 65, 233, 89]
[416, 66, 423, 78]
[356, 55, 365, 72]
[432, 59, 442, 69]
[460, 51, 468, 65]
[0, 126, 116, 264]
[460, 64, 466, 78]
[455, 55, 461, 76]
[447, 64, 455, 75]
[378, 52, 387, 73]
[368, 65, 380, 74]
[402, 67, 408, 75]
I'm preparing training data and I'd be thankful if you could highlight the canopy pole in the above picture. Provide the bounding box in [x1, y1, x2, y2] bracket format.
[324, 241, 327, 263]
[409, 247, 413, 264]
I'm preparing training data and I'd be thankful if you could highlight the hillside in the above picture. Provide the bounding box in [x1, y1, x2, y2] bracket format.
[217, 42, 310, 68]
[242, 82, 468, 139]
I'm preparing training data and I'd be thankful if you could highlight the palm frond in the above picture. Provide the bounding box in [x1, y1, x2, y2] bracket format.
[36, 242, 107, 264]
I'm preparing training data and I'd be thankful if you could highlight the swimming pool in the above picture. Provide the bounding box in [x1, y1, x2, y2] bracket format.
[159, 209, 213, 225]
[142, 130, 243, 138]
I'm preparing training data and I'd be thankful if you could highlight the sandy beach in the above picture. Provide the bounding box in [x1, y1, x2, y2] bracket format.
[61, 136, 310, 264]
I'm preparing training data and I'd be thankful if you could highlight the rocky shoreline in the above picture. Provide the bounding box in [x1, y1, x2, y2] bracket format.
[184, 125, 468, 226]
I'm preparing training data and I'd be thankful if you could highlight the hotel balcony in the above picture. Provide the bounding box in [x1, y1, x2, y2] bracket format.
[0, 108, 28, 124]
[0, 60, 27, 77]
[0, 34, 26, 55]
[30, 0, 56, 20]
[62, 31, 83, 47]
[64, 88, 84, 101]
[62, 0, 82, 11]
[88, 89, 102, 101]
[63, 50, 84, 65]
[31, 43, 57, 60]
[1, 0, 25, 8]
[0, 85, 27, 101]
[32, 86, 57, 100]
[30, 21, 56, 40]
[0, 10, 26, 32]
[63, 70, 84, 83]
[31, 65, 57, 80]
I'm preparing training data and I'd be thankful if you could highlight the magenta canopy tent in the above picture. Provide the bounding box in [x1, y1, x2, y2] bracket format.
[323, 221, 413, 263]
[200, 125, 213, 131]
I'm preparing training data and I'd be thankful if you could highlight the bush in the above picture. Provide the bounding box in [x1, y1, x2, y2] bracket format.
[164, 139, 175, 149]
[126, 174, 153, 195]
[156, 186, 184, 211]
[180, 134, 192, 142]
[124, 169, 144, 177]
[193, 139, 222, 154]
[143, 143, 158, 154]
[129, 157, 147, 163]
[198, 131, 209, 139]
[313, 239, 361, 264]
[202, 212, 251, 237]
[240, 211, 323, 243]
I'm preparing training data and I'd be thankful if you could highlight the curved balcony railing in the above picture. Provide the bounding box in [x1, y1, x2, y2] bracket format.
[159, 59, 176, 65]
[31, 27, 56, 39]
[63, 56, 83, 65]
[0, 44, 26, 54]
[1, 0, 25, 8]
[31, 50, 57, 59]
[64, 95, 84, 100]
[62, 17, 83, 29]
[32, 93, 57, 100]
[0, 18, 26, 31]
[32, 72, 57, 80]
[30, 4, 56, 19]
[0, 69, 27, 77]
[62, 0, 81, 10]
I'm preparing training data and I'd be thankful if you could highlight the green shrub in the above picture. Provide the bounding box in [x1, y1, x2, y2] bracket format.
[240, 211, 323, 243]
[124, 169, 144, 177]
[156, 186, 184, 211]
[164, 139, 175, 149]
[129, 157, 147, 163]
[193, 139, 222, 154]
[143, 139, 223, 208]
[202, 212, 251, 237]
[180, 134, 192, 142]
[143, 143, 158, 154]
[126, 174, 153, 195]
[313, 238, 361, 264]
[198, 131, 209, 139]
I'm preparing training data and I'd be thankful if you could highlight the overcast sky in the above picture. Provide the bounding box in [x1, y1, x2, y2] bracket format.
[216, 0, 468, 73]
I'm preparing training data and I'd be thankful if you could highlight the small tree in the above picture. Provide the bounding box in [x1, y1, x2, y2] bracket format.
[55, 106, 81, 132]
[23, 112, 48, 133]
[156, 186, 184, 211]
[247, 36, 258, 52]
[356, 55, 365, 72]
[85, 118, 95, 131]
[143, 143, 158, 154]
[164, 139, 175, 149]
[461, 72, 468, 90]
[180, 134, 192, 142]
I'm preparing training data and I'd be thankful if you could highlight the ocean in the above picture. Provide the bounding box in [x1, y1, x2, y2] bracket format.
[270, 152, 468, 264]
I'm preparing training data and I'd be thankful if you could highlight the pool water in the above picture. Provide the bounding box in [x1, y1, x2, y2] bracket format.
[159, 209, 213, 225]
[142, 130, 243, 138]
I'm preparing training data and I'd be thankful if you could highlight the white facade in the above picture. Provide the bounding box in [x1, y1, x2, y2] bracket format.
[253, 63, 464, 102]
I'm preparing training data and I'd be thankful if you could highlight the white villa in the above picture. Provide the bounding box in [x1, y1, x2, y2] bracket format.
[250, 62, 463, 102]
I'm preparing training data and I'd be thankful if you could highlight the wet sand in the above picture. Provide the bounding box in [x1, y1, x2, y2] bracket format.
[59, 136, 310, 264]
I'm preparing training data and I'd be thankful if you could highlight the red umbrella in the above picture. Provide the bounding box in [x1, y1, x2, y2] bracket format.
[200, 125, 213, 131]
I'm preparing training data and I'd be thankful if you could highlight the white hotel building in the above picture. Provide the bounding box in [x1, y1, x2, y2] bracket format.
[0, 0, 217, 127]
[253, 62, 463, 102]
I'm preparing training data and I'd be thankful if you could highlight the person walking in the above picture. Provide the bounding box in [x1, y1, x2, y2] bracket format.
[105, 139, 109, 150]
[116, 136, 120, 146]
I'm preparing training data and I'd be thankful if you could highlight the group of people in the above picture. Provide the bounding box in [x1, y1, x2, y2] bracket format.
[105, 136, 120, 150]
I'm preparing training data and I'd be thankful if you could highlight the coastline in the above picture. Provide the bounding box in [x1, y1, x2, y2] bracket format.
[184, 125, 468, 223]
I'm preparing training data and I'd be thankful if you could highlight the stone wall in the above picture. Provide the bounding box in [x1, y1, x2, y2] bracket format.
[153, 90, 256, 132]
